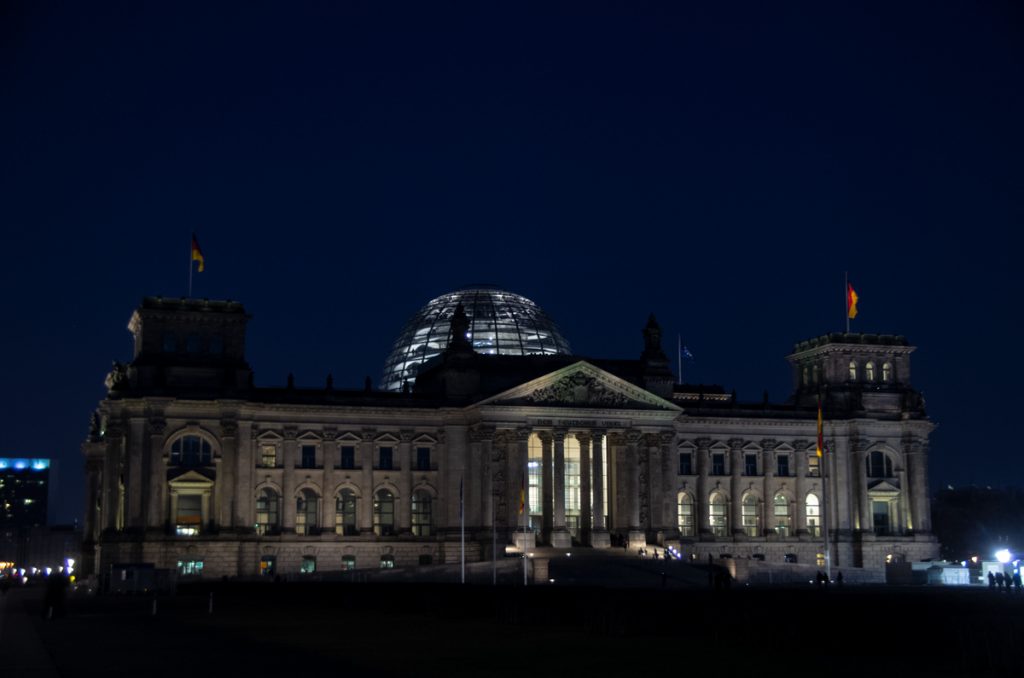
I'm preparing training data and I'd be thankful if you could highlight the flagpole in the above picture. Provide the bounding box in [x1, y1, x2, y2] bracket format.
[845, 271, 849, 334]
[821, 394, 832, 582]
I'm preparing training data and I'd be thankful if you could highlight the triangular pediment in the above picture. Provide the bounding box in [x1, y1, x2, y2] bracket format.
[167, 468, 215, 486]
[475, 361, 681, 411]
[867, 479, 901, 494]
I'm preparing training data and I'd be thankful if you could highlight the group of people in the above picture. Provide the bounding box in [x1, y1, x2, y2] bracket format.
[987, 570, 1022, 591]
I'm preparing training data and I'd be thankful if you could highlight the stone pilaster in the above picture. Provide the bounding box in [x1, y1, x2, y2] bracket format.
[539, 431, 554, 544]
[729, 438, 743, 537]
[359, 429, 375, 532]
[322, 428, 337, 533]
[398, 429, 414, 533]
[908, 438, 931, 533]
[761, 439, 776, 536]
[591, 430, 608, 546]
[851, 436, 869, 532]
[282, 427, 298, 531]
[218, 418, 238, 530]
[576, 432, 592, 544]
[696, 437, 711, 539]
[127, 418, 145, 529]
[512, 427, 535, 550]
[234, 421, 253, 532]
[659, 432, 674, 534]
[625, 429, 644, 547]
[551, 429, 570, 547]
[146, 418, 167, 530]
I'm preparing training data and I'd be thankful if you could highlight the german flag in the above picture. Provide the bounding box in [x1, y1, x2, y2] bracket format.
[519, 476, 526, 515]
[816, 395, 824, 458]
[191, 234, 205, 273]
[847, 283, 858, 320]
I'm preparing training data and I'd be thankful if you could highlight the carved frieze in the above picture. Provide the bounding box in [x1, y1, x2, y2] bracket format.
[524, 372, 634, 408]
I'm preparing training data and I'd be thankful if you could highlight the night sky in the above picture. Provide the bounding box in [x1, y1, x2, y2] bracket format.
[2, 2, 1022, 524]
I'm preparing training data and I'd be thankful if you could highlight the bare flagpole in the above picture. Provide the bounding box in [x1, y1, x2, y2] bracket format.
[188, 235, 194, 299]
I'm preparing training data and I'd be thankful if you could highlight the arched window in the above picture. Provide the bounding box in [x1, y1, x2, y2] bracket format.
[411, 490, 432, 537]
[741, 494, 760, 537]
[677, 492, 695, 537]
[170, 435, 212, 466]
[255, 488, 280, 535]
[848, 361, 857, 381]
[374, 489, 395, 536]
[806, 494, 821, 537]
[335, 489, 357, 536]
[882, 362, 893, 383]
[865, 361, 876, 382]
[709, 492, 728, 537]
[773, 493, 791, 537]
[866, 451, 893, 478]
[295, 489, 319, 536]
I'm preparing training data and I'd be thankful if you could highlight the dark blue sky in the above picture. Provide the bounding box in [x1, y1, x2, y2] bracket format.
[2, 2, 1021, 523]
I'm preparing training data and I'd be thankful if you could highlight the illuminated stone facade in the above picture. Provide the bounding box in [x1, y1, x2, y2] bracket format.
[82, 295, 938, 579]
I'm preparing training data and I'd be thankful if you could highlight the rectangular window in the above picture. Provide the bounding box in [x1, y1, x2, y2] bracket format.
[300, 556, 316, 574]
[301, 445, 316, 469]
[176, 494, 202, 536]
[416, 446, 431, 471]
[260, 445, 277, 468]
[777, 455, 790, 477]
[678, 452, 693, 475]
[378, 446, 393, 470]
[341, 555, 356, 571]
[340, 446, 355, 469]
[711, 453, 726, 476]
[176, 559, 204, 577]
[744, 454, 758, 476]
[259, 556, 276, 577]
[418, 554, 433, 566]
[873, 500, 891, 536]
[807, 454, 820, 477]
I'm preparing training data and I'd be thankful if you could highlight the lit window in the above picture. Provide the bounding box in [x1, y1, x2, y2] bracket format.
[527, 434, 543, 528]
[300, 556, 316, 574]
[807, 454, 820, 477]
[259, 556, 276, 576]
[373, 489, 395, 536]
[335, 490, 357, 535]
[709, 492, 728, 537]
[411, 491, 432, 537]
[176, 495, 202, 536]
[295, 490, 319, 536]
[677, 492, 694, 537]
[380, 554, 395, 569]
[170, 435, 213, 466]
[773, 493, 791, 536]
[816, 552, 826, 568]
[865, 361, 876, 382]
[564, 437, 581, 536]
[341, 555, 356, 570]
[744, 454, 758, 476]
[255, 488, 280, 535]
[882, 362, 893, 383]
[741, 494, 760, 537]
[848, 361, 857, 381]
[678, 452, 693, 475]
[777, 454, 790, 477]
[177, 559, 203, 577]
[260, 445, 277, 468]
[711, 453, 726, 476]
[873, 500, 892, 536]
[806, 494, 821, 537]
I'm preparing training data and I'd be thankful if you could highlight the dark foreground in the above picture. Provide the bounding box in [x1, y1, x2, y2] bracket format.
[3, 581, 1024, 677]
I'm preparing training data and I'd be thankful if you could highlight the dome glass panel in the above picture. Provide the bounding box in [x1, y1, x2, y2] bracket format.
[381, 286, 572, 391]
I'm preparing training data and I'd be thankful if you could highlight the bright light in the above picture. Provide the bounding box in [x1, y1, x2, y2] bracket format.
[971, 556, 979, 564]
[44, 567, 52, 575]
[66, 558, 75, 568]
[996, 549, 1012, 564]
[527, 461, 539, 468]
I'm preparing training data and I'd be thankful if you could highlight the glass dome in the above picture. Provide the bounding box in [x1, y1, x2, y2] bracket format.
[381, 286, 572, 391]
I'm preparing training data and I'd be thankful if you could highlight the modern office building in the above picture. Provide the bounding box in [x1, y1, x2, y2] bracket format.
[81, 288, 938, 578]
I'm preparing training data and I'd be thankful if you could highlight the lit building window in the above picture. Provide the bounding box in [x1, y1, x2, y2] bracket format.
[175, 494, 202, 536]
[259, 556, 276, 576]
[341, 555, 356, 570]
[865, 361, 876, 382]
[882, 362, 893, 383]
[564, 436, 581, 537]
[777, 454, 790, 477]
[177, 559, 203, 576]
[527, 434, 543, 530]
[411, 490, 432, 537]
[373, 489, 395, 536]
[335, 490, 357, 535]
[709, 492, 728, 537]
[300, 556, 316, 574]
[711, 453, 726, 476]
[806, 494, 821, 537]
[295, 490, 319, 536]
[677, 492, 694, 537]
[741, 494, 760, 537]
[170, 435, 212, 467]
[848, 361, 857, 381]
[678, 452, 693, 475]
[872, 500, 893, 536]
[807, 454, 820, 477]
[255, 488, 280, 535]
[260, 445, 277, 468]
[380, 554, 395, 569]
[866, 451, 893, 478]
[773, 493, 791, 536]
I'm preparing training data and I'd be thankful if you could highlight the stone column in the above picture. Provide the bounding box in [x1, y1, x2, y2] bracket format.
[551, 429, 570, 547]
[359, 429, 375, 533]
[127, 418, 145, 529]
[513, 428, 534, 550]
[641, 433, 659, 537]
[729, 439, 744, 538]
[659, 432, 675, 535]
[852, 438, 870, 532]
[907, 439, 931, 533]
[218, 418, 238, 530]
[398, 430, 414, 534]
[696, 438, 711, 539]
[761, 439, 776, 537]
[479, 426, 496, 530]
[896, 452, 911, 536]
[147, 419, 167, 531]
[591, 431, 608, 546]
[625, 430, 644, 547]
[282, 427, 298, 531]
[83, 457, 103, 543]
[234, 422, 254, 532]
[576, 432, 592, 545]
[833, 434, 852, 533]
[102, 422, 123, 532]
[539, 431, 554, 544]
[794, 441, 807, 533]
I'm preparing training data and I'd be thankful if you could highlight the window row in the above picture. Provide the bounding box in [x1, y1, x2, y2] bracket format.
[254, 488, 434, 537]
[678, 451, 820, 477]
[677, 492, 822, 539]
[258, 444, 435, 471]
[847, 360, 894, 383]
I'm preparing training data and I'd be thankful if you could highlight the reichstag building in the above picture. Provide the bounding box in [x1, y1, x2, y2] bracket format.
[81, 286, 938, 578]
